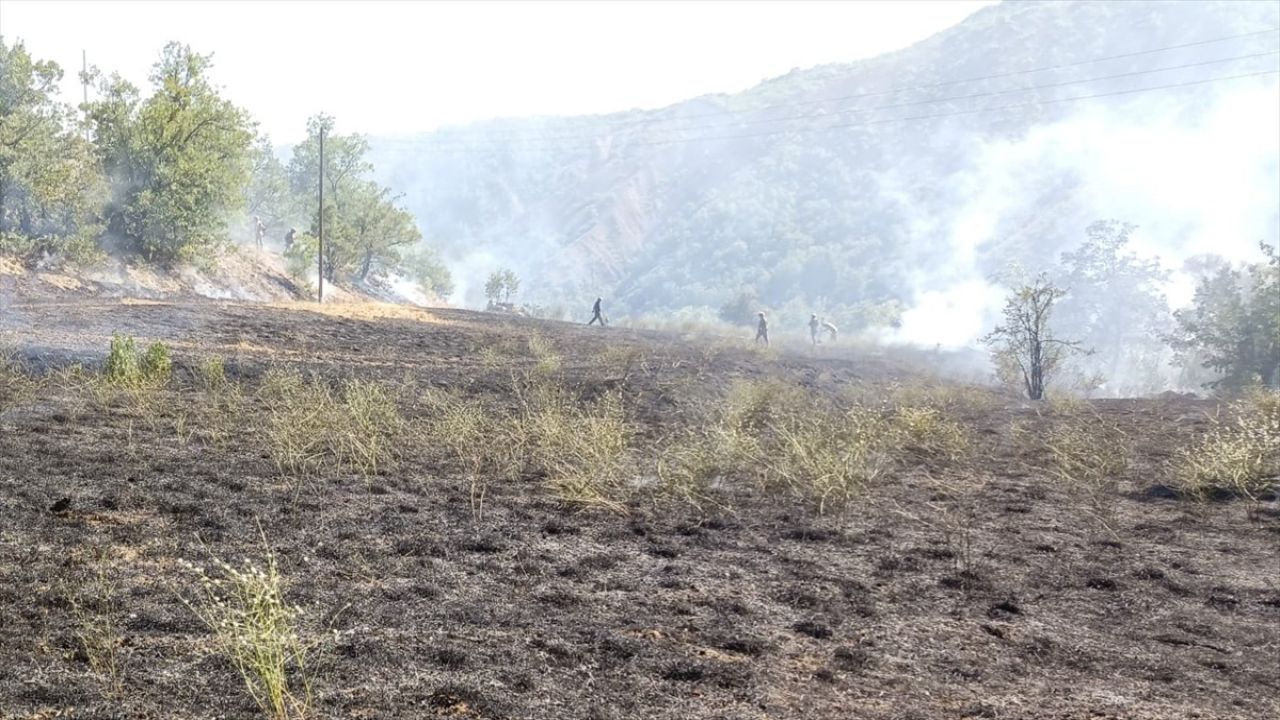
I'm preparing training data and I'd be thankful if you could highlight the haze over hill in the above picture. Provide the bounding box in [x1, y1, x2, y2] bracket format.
[366, 0, 1279, 351]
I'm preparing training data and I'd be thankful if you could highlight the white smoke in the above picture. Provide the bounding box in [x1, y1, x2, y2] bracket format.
[889, 74, 1280, 350]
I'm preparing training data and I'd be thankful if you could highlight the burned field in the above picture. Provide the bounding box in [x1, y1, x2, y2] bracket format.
[1, 298, 1277, 720]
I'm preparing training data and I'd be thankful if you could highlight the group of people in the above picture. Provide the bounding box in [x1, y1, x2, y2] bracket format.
[251, 216, 297, 252]
[752, 312, 838, 347]
[584, 298, 836, 348]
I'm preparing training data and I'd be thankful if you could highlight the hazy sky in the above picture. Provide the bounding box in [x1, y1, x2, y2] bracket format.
[1, 0, 994, 142]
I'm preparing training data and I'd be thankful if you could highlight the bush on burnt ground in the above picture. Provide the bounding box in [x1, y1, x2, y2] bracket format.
[1174, 388, 1280, 513]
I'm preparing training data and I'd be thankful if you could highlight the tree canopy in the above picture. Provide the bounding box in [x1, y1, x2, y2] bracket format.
[86, 43, 254, 264]
[1171, 242, 1280, 391]
[0, 37, 451, 299]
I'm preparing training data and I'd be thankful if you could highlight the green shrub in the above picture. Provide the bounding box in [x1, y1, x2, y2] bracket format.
[104, 333, 140, 384]
[104, 334, 172, 386]
[140, 341, 172, 382]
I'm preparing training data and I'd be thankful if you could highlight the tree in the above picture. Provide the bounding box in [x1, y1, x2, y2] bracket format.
[288, 114, 370, 216]
[484, 271, 503, 306]
[243, 136, 298, 244]
[500, 269, 520, 303]
[983, 274, 1084, 400]
[0, 38, 105, 262]
[346, 183, 421, 282]
[285, 116, 427, 284]
[484, 268, 520, 306]
[401, 243, 454, 299]
[1170, 242, 1280, 391]
[718, 286, 760, 326]
[86, 43, 254, 264]
[1052, 221, 1172, 394]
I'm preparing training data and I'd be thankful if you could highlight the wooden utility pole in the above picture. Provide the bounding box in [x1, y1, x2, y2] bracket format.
[82, 51, 89, 140]
[318, 124, 325, 303]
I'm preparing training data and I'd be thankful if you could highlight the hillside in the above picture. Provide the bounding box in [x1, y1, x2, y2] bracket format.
[367, 0, 1280, 336]
[2, 295, 1278, 719]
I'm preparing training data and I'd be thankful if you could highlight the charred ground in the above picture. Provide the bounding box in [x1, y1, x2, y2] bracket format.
[1, 295, 1277, 720]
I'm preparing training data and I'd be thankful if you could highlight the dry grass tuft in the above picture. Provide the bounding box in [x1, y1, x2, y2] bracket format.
[67, 552, 125, 699]
[0, 339, 39, 412]
[179, 536, 312, 720]
[1044, 414, 1132, 536]
[1174, 389, 1280, 513]
[261, 370, 403, 482]
[515, 383, 631, 512]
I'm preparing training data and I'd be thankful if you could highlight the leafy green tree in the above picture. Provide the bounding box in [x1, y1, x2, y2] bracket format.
[1170, 242, 1280, 391]
[346, 182, 421, 281]
[983, 274, 1084, 400]
[287, 116, 426, 283]
[1052, 221, 1172, 394]
[484, 271, 504, 306]
[86, 43, 254, 264]
[288, 114, 370, 217]
[484, 268, 520, 306]
[0, 38, 105, 262]
[401, 243, 454, 299]
[500, 268, 520, 303]
[243, 136, 298, 245]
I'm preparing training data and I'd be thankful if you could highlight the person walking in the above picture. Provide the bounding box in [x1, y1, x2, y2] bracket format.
[755, 311, 769, 347]
[588, 297, 606, 327]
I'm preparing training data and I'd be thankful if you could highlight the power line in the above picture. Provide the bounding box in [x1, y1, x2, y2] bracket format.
[382, 26, 1280, 144]
[641, 68, 1280, 147]
[380, 64, 1280, 155]
[390, 49, 1279, 147]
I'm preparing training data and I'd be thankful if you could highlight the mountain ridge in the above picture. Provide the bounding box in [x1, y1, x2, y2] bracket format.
[366, 0, 1279, 337]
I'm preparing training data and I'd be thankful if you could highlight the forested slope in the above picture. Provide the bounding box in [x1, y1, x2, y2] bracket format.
[368, 0, 1279, 336]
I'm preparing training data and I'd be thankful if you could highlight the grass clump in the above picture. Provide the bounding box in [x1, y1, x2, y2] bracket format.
[593, 345, 644, 382]
[763, 405, 896, 514]
[0, 340, 38, 412]
[656, 429, 756, 514]
[527, 333, 562, 378]
[423, 377, 635, 513]
[723, 378, 810, 434]
[335, 379, 402, 477]
[262, 370, 403, 481]
[1044, 415, 1131, 535]
[422, 390, 510, 521]
[1174, 389, 1280, 511]
[198, 355, 228, 391]
[885, 381, 999, 416]
[515, 384, 631, 512]
[665, 380, 914, 515]
[179, 539, 312, 720]
[68, 553, 125, 699]
[890, 404, 971, 464]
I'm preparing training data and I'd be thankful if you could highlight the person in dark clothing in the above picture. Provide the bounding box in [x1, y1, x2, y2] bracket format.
[284, 227, 296, 252]
[588, 297, 606, 326]
[755, 312, 769, 346]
